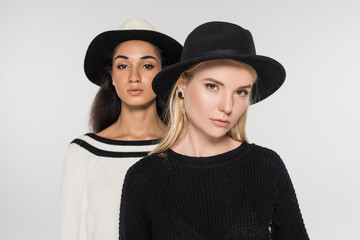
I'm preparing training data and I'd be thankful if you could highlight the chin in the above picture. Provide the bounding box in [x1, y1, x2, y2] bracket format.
[204, 129, 230, 140]
[125, 98, 156, 107]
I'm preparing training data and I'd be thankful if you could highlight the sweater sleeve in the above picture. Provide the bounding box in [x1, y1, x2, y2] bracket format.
[273, 155, 310, 240]
[119, 165, 151, 240]
[60, 143, 93, 240]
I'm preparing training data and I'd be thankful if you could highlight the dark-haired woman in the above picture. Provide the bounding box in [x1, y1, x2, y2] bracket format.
[119, 21, 309, 240]
[60, 19, 182, 240]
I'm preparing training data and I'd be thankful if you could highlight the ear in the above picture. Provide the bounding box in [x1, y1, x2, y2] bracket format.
[177, 73, 187, 93]
[109, 69, 115, 86]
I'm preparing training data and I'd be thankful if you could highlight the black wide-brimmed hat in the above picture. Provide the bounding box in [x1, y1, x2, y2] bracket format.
[152, 21, 286, 104]
[84, 18, 183, 85]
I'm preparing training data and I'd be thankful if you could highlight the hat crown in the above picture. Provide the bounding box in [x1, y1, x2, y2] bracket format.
[119, 18, 157, 31]
[181, 21, 256, 61]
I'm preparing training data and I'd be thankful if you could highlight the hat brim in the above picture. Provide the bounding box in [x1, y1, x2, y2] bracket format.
[84, 29, 182, 85]
[152, 50, 286, 104]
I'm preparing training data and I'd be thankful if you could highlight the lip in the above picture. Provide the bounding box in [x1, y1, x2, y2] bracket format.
[127, 87, 143, 96]
[210, 118, 230, 127]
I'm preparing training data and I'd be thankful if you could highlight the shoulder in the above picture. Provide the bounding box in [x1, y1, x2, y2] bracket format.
[65, 134, 94, 157]
[124, 153, 165, 183]
[64, 134, 97, 166]
[127, 153, 163, 174]
[68, 133, 94, 149]
[243, 143, 292, 185]
[66, 134, 91, 155]
[246, 142, 285, 169]
[248, 143, 280, 157]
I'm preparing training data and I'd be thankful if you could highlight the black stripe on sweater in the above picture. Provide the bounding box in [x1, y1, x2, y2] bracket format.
[85, 133, 160, 146]
[71, 139, 150, 158]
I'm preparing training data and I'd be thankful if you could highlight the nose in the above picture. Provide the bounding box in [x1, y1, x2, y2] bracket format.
[218, 92, 233, 114]
[129, 67, 141, 83]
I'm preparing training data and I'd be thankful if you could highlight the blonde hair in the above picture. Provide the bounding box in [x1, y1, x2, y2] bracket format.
[150, 60, 258, 156]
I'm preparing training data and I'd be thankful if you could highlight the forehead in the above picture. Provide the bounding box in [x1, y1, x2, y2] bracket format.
[113, 40, 159, 58]
[190, 59, 255, 85]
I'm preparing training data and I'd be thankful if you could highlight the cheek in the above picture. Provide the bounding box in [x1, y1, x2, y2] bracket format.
[143, 72, 157, 86]
[232, 101, 249, 119]
[113, 85, 125, 99]
[142, 70, 155, 79]
[112, 71, 126, 84]
[141, 69, 161, 90]
[184, 87, 214, 117]
[111, 74, 126, 96]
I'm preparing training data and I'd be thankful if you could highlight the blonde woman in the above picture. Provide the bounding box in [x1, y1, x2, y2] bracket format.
[119, 21, 309, 240]
[60, 19, 182, 240]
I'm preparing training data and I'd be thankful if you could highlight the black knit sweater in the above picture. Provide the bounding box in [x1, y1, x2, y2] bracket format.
[119, 142, 309, 240]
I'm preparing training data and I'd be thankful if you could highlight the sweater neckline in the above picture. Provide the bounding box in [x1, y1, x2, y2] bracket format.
[86, 133, 161, 146]
[168, 142, 253, 168]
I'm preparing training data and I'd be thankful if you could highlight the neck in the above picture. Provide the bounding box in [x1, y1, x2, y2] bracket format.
[97, 100, 165, 141]
[171, 125, 241, 157]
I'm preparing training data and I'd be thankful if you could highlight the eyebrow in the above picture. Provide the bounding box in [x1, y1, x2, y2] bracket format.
[203, 78, 224, 86]
[114, 55, 158, 61]
[140, 56, 157, 61]
[203, 78, 253, 88]
[237, 84, 252, 89]
[114, 55, 128, 60]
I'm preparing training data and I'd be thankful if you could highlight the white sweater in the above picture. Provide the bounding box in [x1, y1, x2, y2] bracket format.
[60, 133, 159, 240]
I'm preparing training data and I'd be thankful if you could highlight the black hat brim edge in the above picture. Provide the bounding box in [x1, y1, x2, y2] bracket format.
[84, 29, 183, 85]
[152, 51, 286, 104]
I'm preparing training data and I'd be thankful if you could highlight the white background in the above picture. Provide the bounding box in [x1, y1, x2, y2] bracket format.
[1, 0, 359, 239]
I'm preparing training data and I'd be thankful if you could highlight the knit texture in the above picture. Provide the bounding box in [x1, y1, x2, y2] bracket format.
[119, 142, 309, 240]
[60, 133, 159, 240]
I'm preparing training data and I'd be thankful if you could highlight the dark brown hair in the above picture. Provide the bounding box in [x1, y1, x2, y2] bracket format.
[89, 43, 167, 133]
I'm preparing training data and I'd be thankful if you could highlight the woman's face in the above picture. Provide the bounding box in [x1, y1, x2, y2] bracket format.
[111, 40, 161, 108]
[179, 59, 254, 140]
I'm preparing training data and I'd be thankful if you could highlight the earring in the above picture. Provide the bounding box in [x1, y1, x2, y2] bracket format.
[112, 81, 115, 86]
[178, 91, 183, 99]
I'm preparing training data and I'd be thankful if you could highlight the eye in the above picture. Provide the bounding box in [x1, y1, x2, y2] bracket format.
[116, 64, 128, 69]
[235, 89, 249, 96]
[205, 83, 218, 90]
[143, 64, 154, 69]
